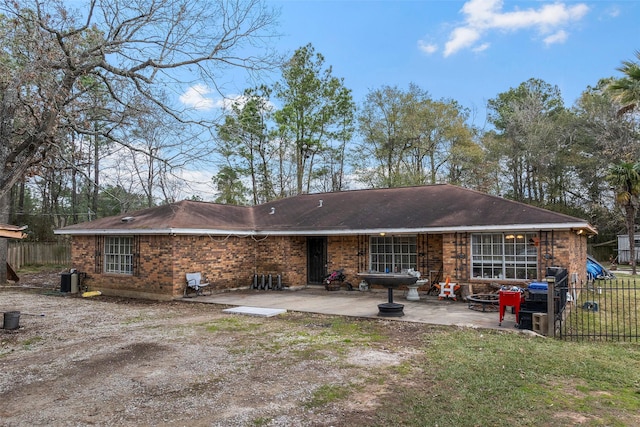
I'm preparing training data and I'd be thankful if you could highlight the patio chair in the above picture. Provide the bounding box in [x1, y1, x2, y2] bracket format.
[184, 272, 212, 297]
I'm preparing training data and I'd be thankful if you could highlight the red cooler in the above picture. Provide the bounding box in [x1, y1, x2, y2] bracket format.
[499, 290, 524, 326]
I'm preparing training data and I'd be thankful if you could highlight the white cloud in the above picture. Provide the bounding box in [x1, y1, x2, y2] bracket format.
[175, 169, 218, 200]
[604, 5, 620, 19]
[444, 26, 481, 57]
[179, 84, 216, 111]
[472, 42, 490, 53]
[179, 87, 274, 115]
[417, 40, 438, 54]
[543, 30, 568, 46]
[441, 0, 589, 57]
[215, 95, 243, 110]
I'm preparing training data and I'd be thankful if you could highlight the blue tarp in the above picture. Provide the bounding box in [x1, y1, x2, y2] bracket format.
[587, 254, 615, 280]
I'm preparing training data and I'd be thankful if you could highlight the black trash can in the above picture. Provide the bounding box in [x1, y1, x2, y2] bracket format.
[60, 272, 72, 293]
[3, 311, 20, 330]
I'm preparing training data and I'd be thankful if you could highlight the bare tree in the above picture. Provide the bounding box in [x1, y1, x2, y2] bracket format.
[0, 0, 277, 280]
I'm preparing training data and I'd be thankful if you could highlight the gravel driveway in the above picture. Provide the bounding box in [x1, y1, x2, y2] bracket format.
[1, 273, 431, 426]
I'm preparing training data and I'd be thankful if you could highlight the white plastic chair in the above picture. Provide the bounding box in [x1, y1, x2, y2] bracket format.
[184, 272, 211, 297]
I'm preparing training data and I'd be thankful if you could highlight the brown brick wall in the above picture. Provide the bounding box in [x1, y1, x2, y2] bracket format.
[171, 235, 256, 291]
[418, 234, 444, 282]
[552, 231, 587, 286]
[70, 235, 95, 275]
[252, 235, 307, 286]
[326, 234, 445, 289]
[70, 229, 588, 300]
[70, 234, 310, 300]
[71, 235, 176, 300]
[326, 235, 359, 282]
[441, 231, 588, 294]
[325, 231, 586, 293]
[441, 233, 470, 284]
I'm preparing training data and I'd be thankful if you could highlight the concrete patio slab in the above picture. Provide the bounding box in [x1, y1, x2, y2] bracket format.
[222, 306, 287, 317]
[182, 287, 524, 331]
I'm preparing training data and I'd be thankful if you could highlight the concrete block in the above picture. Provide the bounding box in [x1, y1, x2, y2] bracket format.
[532, 313, 548, 335]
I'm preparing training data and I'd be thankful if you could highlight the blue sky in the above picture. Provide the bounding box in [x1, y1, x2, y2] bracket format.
[174, 0, 640, 197]
[259, 0, 639, 128]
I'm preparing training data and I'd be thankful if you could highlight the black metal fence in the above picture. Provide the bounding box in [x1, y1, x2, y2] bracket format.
[558, 278, 639, 342]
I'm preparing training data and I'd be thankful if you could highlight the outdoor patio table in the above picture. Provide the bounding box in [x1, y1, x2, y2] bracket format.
[357, 273, 419, 317]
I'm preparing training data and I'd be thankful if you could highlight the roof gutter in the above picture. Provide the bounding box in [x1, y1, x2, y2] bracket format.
[54, 222, 596, 236]
[54, 228, 254, 236]
[254, 222, 596, 236]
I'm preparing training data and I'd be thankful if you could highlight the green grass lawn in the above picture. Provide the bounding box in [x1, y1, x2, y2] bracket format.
[253, 314, 640, 426]
[562, 278, 639, 342]
[373, 328, 640, 427]
[610, 264, 638, 274]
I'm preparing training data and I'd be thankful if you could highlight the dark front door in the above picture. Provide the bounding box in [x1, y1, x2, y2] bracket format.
[307, 237, 327, 284]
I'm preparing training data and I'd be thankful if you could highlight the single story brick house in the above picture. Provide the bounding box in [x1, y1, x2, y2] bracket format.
[55, 184, 596, 300]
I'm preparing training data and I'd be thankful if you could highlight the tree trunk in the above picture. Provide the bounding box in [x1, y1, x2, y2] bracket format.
[92, 134, 99, 218]
[626, 204, 637, 275]
[72, 159, 78, 224]
[17, 179, 25, 225]
[297, 145, 304, 194]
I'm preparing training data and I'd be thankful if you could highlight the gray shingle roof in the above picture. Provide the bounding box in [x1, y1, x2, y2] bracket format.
[55, 184, 596, 236]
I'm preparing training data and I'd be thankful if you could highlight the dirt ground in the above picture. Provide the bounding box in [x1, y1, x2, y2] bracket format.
[0, 271, 432, 426]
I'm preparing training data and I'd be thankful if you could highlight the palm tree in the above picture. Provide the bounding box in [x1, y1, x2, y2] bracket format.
[607, 52, 640, 273]
[607, 162, 640, 274]
[607, 50, 640, 115]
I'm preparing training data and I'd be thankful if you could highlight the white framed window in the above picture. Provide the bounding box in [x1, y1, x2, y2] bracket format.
[104, 236, 133, 275]
[471, 233, 538, 280]
[369, 235, 417, 273]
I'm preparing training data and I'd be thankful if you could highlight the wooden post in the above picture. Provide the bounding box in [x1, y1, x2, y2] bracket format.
[546, 276, 555, 337]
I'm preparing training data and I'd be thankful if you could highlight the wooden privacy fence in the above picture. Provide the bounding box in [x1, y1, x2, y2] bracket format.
[7, 241, 71, 270]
